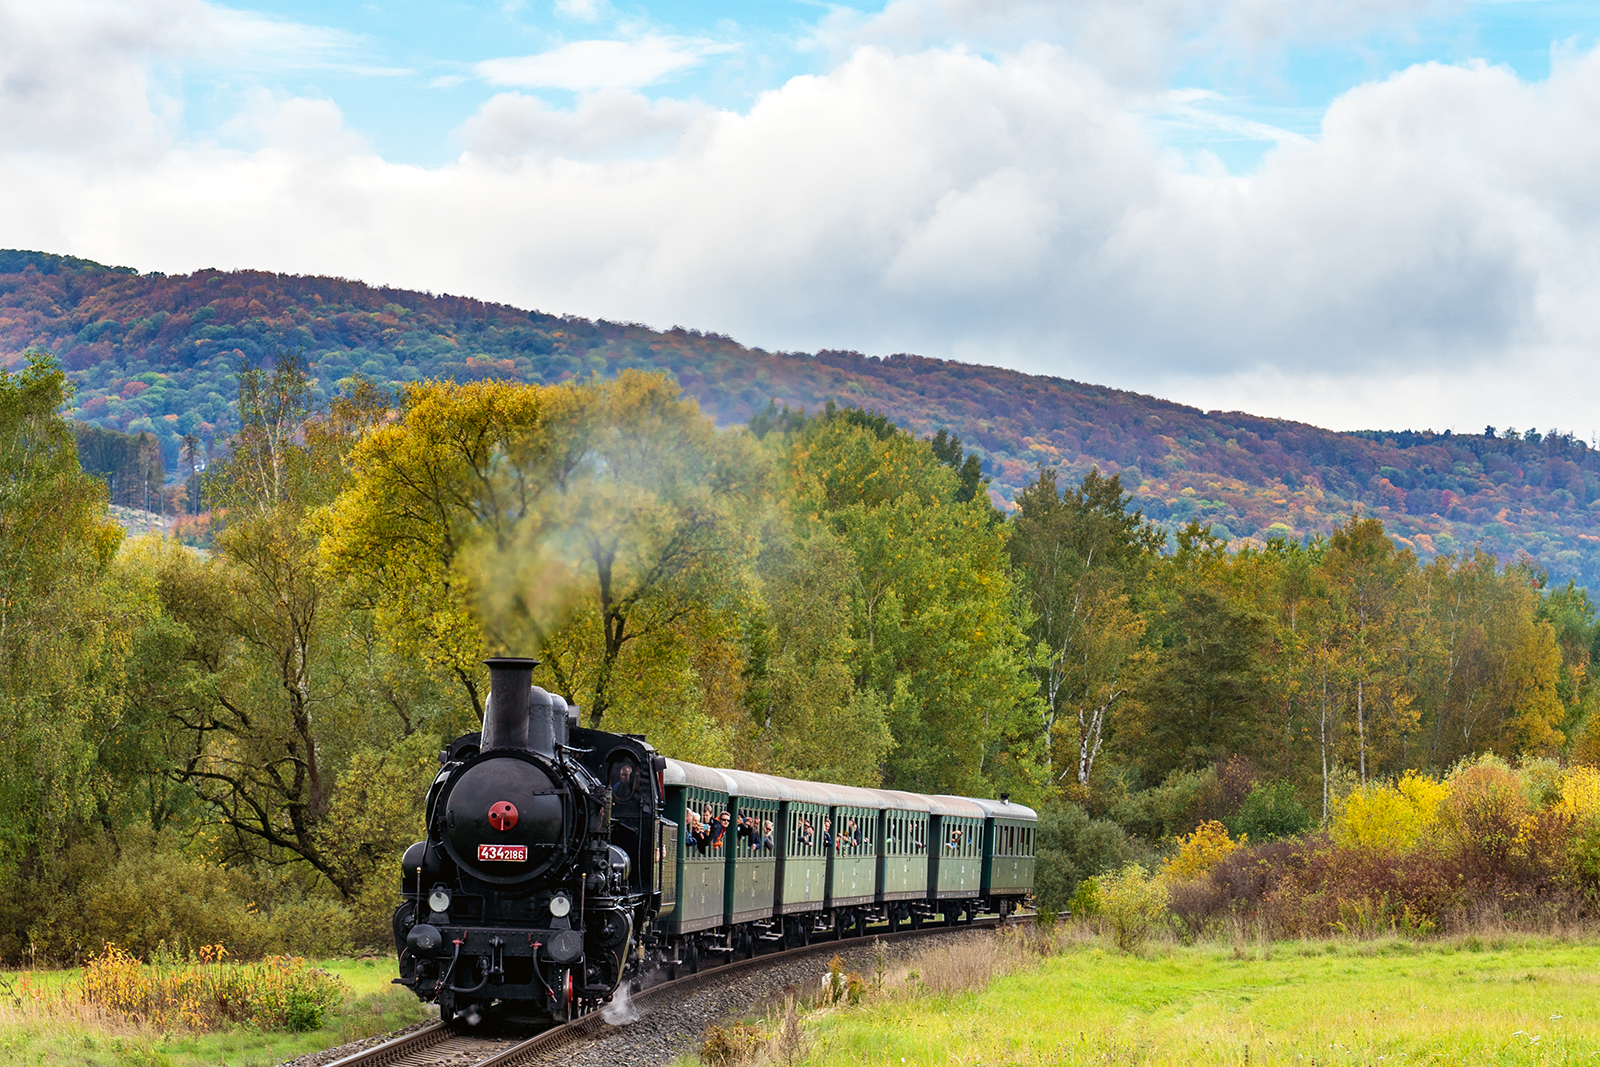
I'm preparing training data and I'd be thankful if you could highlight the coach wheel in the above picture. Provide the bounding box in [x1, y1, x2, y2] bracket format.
[910, 910, 923, 930]
[687, 940, 701, 974]
[963, 906, 975, 926]
[887, 909, 900, 933]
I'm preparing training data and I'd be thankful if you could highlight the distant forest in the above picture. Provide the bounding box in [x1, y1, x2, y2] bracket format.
[4, 248, 1598, 586]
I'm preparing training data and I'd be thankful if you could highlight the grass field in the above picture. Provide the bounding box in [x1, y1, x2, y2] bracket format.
[0, 956, 429, 1067]
[789, 932, 1600, 1066]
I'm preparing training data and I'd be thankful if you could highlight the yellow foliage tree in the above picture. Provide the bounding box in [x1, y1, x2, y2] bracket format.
[1161, 820, 1241, 881]
[1332, 771, 1449, 854]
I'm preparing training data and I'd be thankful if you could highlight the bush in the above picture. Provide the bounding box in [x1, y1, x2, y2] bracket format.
[701, 1022, 769, 1067]
[1228, 780, 1312, 841]
[1095, 864, 1169, 952]
[1067, 878, 1100, 919]
[1163, 821, 1241, 882]
[1332, 772, 1447, 854]
[1035, 801, 1137, 912]
[1103, 766, 1219, 840]
[78, 943, 344, 1031]
[1443, 759, 1531, 871]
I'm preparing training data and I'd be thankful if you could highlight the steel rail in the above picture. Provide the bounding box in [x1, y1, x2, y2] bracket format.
[316, 915, 1026, 1067]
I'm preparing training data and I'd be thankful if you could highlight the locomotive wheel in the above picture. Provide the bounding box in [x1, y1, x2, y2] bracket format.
[439, 994, 457, 1024]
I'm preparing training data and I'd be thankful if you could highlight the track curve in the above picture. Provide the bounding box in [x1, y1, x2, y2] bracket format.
[315, 915, 1027, 1067]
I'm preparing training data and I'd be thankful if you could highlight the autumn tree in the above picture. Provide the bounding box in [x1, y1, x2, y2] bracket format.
[1323, 517, 1417, 784]
[781, 407, 1041, 797]
[1008, 467, 1163, 791]
[147, 355, 432, 896]
[0, 352, 125, 867]
[322, 371, 762, 756]
[1129, 523, 1272, 781]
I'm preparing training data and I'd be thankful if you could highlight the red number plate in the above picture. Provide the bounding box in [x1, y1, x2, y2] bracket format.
[478, 844, 528, 862]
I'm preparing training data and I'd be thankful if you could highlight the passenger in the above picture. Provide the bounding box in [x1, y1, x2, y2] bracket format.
[762, 819, 775, 853]
[847, 819, 861, 849]
[822, 817, 833, 851]
[707, 811, 728, 849]
[685, 810, 707, 853]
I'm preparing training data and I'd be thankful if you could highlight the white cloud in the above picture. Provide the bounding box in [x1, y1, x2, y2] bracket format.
[3, 0, 1600, 437]
[810, 0, 1459, 87]
[554, 0, 605, 21]
[455, 90, 706, 159]
[0, 0, 371, 153]
[474, 36, 738, 92]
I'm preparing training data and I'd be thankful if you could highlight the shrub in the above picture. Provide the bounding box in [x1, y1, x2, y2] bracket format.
[1095, 864, 1169, 951]
[700, 1022, 769, 1067]
[1104, 766, 1219, 840]
[1228, 780, 1312, 841]
[78, 943, 344, 1031]
[1067, 878, 1100, 919]
[74, 846, 270, 961]
[820, 954, 863, 1005]
[1443, 760, 1531, 870]
[1034, 801, 1136, 912]
[1163, 821, 1241, 882]
[1332, 772, 1446, 854]
[1558, 765, 1600, 820]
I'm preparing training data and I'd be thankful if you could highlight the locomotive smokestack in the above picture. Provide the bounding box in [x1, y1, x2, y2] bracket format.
[482, 657, 538, 751]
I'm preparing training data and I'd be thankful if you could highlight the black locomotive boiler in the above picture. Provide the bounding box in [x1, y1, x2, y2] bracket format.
[392, 657, 666, 1025]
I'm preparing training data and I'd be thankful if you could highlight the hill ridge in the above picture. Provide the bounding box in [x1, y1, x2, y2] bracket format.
[3, 248, 1596, 586]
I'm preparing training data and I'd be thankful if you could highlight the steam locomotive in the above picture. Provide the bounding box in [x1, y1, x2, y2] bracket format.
[392, 657, 1037, 1026]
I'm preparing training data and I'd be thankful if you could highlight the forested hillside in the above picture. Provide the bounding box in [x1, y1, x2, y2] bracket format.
[4, 248, 1598, 587]
[4, 345, 1600, 965]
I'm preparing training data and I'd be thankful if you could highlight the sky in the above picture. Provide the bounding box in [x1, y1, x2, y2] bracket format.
[2, 0, 1599, 437]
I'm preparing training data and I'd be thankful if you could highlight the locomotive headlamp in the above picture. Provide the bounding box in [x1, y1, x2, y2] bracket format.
[427, 887, 452, 913]
[549, 892, 572, 918]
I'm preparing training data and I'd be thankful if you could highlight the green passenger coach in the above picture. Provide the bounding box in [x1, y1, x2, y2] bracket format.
[970, 796, 1037, 917]
[651, 757, 1035, 962]
[661, 759, 732, 937]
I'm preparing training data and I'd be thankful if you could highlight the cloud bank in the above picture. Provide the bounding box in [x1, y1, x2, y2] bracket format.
[0, 0, 1596, 434]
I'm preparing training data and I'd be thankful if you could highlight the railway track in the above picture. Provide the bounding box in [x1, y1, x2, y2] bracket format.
[321, 916, 1023, 1067]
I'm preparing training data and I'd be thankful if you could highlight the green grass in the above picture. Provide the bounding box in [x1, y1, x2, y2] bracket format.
[0, 956, 430, 1067]
[800, 935, 1600, 1066]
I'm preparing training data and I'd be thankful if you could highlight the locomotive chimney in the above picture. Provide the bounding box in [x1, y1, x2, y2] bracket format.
[527, 686, 556, 757]
[482, 657, 538, 751]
